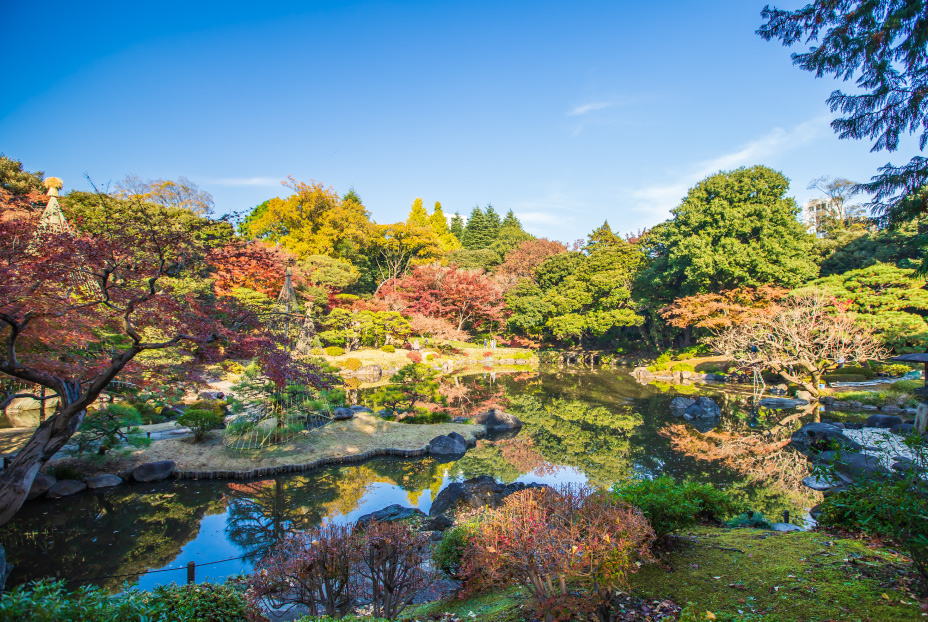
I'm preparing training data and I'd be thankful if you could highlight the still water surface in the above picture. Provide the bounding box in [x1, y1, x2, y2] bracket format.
[0, 369, 816, 591]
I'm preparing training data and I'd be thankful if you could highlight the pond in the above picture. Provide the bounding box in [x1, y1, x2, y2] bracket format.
[0, 368, 820, 591]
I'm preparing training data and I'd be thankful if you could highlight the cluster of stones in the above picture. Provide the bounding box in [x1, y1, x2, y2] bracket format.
[27, 460, 176, 501]
[633, 367, 725, 383]
[669, 396, 722, 420]
[820, 395, 913, 416]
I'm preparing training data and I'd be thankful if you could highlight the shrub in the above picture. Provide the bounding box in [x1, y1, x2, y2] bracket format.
[325, 346, 345, 357]
[874, 362, 915, 377]
[890, 378, 922, 393]
[828, 365, 877, 379]
[670, 362, 696, 372]
[0, 579, 247, 622]
[655, 350, 672, 365]
[677, 351, 695, 360]
[125, 400, 165, 424]
[406, 351, 422, 363]
[341, 358, 363, 371]
[73, 403, 146, 454]
[612, 477, 742, 542]
[250, 525, 360, 618]
[357, 520, 437, 619]
[726, 511, 773, 530]
[177, 407, 225, 442]
[831, 389, 887, 406]
[400, 411, 451, 424]
[380, 344, 396, 353]
[461, 485, 654, 622]
[433, 524, 476, 579]
[45, 465, 83, 481]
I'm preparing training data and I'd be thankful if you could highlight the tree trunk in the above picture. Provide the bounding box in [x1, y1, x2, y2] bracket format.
[0, 385, 84, 526]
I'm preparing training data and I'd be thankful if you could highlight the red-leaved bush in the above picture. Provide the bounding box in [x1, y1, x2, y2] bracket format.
[248, 520, 435, 621]
[406, 351, 422, 363]
[460, 485, 655, 622]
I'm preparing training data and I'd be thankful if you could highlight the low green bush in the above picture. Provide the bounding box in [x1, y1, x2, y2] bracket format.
[831, 389, 888, 406]
[126, 400, 165, 424]
[325, 346, 345, 357]
[670, 362, 695, 372]
[676, 351, 695, 361]
[433, 524, 475, 578]
[380, 344, 396, 353]
[828, 365, 877, 379]
[341, 357, 363, 371]
[612, 477, 742, 541]
[655, 350, 672, 365]
[177, 407, 225, 442]
[726, 511, 773, 530]
[400, 410, 451, 424]
[0, 579, 247, 622]
[45, 465, 83, 481]
[873, 362, 915, 377]
[890, 378, 922, 393]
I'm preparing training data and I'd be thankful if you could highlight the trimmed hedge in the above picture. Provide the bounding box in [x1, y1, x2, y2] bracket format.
[341, 358, 363, 371]
[380, 344, 396, 353]
[325, 346, 345, 357]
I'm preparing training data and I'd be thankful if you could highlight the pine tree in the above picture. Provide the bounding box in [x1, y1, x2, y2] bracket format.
[586, 220, 622, 252]
[463, 206, 493, 250]
[484, 204, 502, 243]
[501, 209, 521, 230]
[449, 212, 465, 241]
[407, 197, 430, 228]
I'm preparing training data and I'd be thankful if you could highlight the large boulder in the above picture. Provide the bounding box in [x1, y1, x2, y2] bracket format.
[472, 409, 522, 431]
[356, 504, 426, 527]
[428, 434, 468, 457]
[47, 479, 87, 498]
[131, 460, 175, 483]
[790, 422, 863, 453]
[880, 404, 903, 415]
[429, 476, 549, 518]
[447, 431, 467, 446]
[814, 450, 888, 478]
[669, 397, 696, 417]
[332, 407, 355, 421]
[86, 474, 123, 490]
[683, 397, 721, 419]
[866, 414, 903, 429]
[354, 365, 383, 381]
[27, 473, 56, 501]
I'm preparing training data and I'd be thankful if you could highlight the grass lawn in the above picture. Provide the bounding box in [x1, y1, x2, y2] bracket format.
[410, 527, 922, 622]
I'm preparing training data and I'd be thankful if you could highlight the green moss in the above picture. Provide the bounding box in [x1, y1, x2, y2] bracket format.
[631, 527, 917, 621]
[406, 586, 526, 622]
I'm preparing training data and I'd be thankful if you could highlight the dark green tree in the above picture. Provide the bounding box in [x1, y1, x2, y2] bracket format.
[585, 220, 622, 253]
[0, 155, 44, 201]
[758, 1, 928, 226]
[463, 206, 494, 250]
[636, 166, 816, 301]
[484, 204, 502, 242]
[501, 209, 521, 230]
[449, 212, 465, 241]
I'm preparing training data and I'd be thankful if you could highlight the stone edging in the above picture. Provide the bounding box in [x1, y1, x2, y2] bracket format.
[173, 429, 486, 481]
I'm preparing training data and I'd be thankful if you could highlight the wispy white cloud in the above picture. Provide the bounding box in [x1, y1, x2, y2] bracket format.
[567, 101, 614, 117]
[629, 116, 828, 220]
[200, 176, 283, 188]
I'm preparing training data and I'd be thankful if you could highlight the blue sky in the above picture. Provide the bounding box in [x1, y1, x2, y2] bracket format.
[2, 1, 921, 242]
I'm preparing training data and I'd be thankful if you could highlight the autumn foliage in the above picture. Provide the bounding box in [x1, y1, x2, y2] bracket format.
[460, 486, 654, 622]
[379, 262, 506, 332]
[660, 285, 787, 331]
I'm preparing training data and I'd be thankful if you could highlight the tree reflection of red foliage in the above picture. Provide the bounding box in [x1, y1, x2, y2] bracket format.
[495, 436, 557, 477]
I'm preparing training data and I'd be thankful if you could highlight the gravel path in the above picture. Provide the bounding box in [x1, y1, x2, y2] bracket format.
[842, 427, 926, 471]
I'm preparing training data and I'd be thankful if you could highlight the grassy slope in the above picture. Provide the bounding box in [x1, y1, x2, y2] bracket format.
[410, 528, 921, 622]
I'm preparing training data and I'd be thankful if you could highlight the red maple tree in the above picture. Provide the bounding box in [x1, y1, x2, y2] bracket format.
[379, 263, 506, 332]
[0, 189, 330, 525]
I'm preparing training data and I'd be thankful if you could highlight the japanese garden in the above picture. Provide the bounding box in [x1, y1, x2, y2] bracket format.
[3, 2, 928, 621]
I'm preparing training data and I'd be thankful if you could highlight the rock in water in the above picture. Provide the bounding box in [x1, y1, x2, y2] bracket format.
[429, 476, 550, 517]
[447, 431, 467, 445]
[27, 473, 56, 501]
[47, 479, 87, 498]
[669, 397, 696, 417]
[790, 422, 863, 452]
[356, 504, 426, 527]
[683, 397, 721, 419]
[428, 434, 468, 457]
[866, 414, 903, 429]
[131, 460, 176, 483]
[472, 409, 522, 431]
[86, 474, 123, 490]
